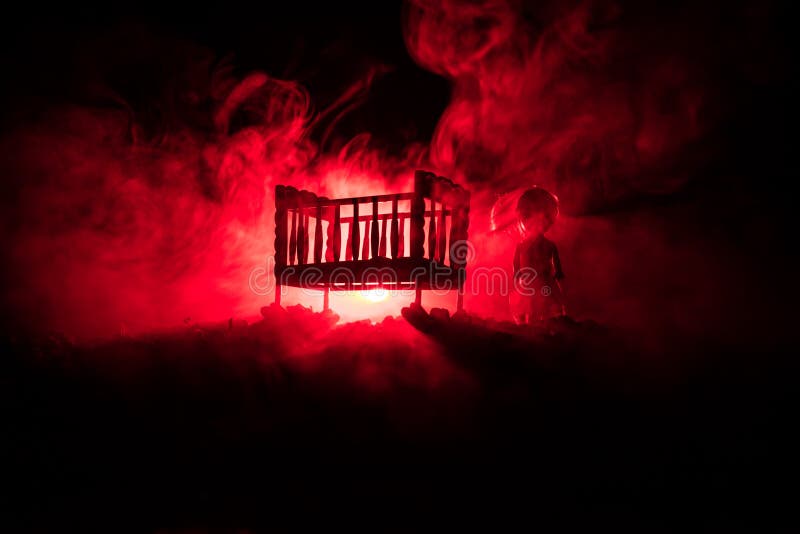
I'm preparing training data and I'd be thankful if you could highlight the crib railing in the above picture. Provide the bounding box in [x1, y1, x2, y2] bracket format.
[274, 170, 470, 310]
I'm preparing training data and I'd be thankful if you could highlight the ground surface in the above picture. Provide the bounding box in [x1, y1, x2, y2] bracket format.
[3, 305, 793, 529]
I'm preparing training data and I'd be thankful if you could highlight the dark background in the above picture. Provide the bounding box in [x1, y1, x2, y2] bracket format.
[1, 0, 797, 529]
[0, 2, 450, 153]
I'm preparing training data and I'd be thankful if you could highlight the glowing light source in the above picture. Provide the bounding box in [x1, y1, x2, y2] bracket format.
[360, 288, 389, 302]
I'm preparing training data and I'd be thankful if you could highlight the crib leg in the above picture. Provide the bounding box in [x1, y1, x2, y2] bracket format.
[456, 271, 465, 313]
[323, 286, 330, 311]
[275, 283, 281, 306]
[415, 285, 422, 308]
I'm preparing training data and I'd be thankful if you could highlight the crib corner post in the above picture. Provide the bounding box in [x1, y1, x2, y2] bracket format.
[415, 285, 422, 308]
[274, 185, 288, 308]
[323, 286, 330, 311]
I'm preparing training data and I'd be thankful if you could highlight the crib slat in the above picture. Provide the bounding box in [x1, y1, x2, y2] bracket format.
[379, 218, 387, 257]
[371, 197, 379, 259]
[428, 199, 437, 260]
[289, 210, 297, 266]
[345, 221, 353, 261]
[390, 197, 399, 259]
[362, 219, 370, 260]
[314, 205, 323, 263]
[351, 200, 360, 261]
[332, 205, 341, 262]
[438, 202, 447, 263]
[325, 206, 333, 262]
[297, 213, 306, 265]
[410, 172, 426, 258]
[398, 215, 405, 257]
[296, 211, 304, 265]
[303, 214, 310, 264]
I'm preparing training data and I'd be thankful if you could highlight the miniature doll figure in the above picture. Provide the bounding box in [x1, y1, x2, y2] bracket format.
[510, 187, 566, 324]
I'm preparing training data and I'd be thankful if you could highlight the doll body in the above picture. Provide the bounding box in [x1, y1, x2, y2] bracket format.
[510, 187, 566, 324]
[513, 234, 565, 323]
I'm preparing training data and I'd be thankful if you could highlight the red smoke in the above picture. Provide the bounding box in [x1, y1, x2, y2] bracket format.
[403, 0, 710, 211]
[1, 47, 420, 338]
[0, 1, 775, 342]
[401, 0, 764, 341]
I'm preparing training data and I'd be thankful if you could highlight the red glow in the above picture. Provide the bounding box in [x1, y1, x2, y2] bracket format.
[1, 1, 730, 340]
[360, 288, 389, 303]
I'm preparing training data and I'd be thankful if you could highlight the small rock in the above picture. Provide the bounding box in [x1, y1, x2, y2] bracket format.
[430, 308, 451, 322]
[260, 303, 286, 318]
[451, 310, 471, 323]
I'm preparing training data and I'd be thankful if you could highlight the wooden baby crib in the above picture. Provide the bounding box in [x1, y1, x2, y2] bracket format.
[274, 170, 470, 312]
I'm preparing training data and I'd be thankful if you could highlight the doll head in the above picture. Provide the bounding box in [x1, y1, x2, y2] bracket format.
[516, 187, 559, 239]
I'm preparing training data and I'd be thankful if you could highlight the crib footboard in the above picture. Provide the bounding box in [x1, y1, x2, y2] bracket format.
[273, 170, 470, 311]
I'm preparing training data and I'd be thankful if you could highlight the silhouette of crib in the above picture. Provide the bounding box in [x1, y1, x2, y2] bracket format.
[274, 170, 470, 311]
